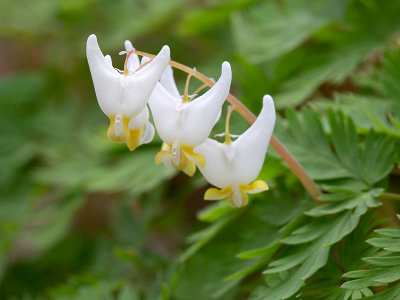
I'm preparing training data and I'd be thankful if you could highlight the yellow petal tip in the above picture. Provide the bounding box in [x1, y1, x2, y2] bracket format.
[243, 180, 269, 194]
[204, 187, 232, 200]
[183, 161, 196, 177]
[155, 151, 169, 165]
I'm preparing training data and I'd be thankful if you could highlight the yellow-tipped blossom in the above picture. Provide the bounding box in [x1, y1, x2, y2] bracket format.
[86, 34, 169, 150]
[196, 95, 276, 207]
[87, 38, 280, 206]
[149, 62, 232, 176]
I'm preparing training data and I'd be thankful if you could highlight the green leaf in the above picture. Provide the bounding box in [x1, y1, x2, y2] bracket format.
[175, 212, 277, 300]
[328, 110, 359, 177]
[361, 288, 374, 297]
[374, 228, 400, 238]
[224, 257, 270, 281]
[344, 266, 400, 285]
[197, 201, 234, 223]
[306, 190, 382, 217]
[358, 133, 396, 185]
[263, 244, 313, 274]
[276, 108, 353, 180]
[374, 267, 400, 283]
[341, 278, 377, 290]
[253, 247, 329, 300]
[367, 238, 400, 250]
[362, 256, 400, 267]
[179, 0, 258, 35]
[343, 269, 381, 279]
[118, 285, 139, 300]
[232, 0, 347, 63]
[364, 284, 400, 299]
[319, 210, 360, 246]
[236, 242, 280, 260]
[274, 40, 379, 108]
[342, 218, 400, 294]
[179, 212, 240, 262]
[35, 149, 176, 195]
[318, 192, 358, 202]
[280, 219, 332, 245]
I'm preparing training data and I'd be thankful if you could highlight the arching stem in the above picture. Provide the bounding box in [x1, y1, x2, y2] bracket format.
[120, 50, 134, 75]
[134, 50, 322, 202]
[193, 82, 209, 95]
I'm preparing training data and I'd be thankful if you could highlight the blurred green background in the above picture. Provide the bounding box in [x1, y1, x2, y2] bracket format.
[0, 0, 399, 299]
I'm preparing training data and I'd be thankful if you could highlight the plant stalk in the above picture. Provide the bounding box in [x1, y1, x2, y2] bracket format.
[134, 50, 322, 202]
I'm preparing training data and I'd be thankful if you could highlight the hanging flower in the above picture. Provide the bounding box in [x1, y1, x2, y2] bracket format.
[196, 95, 276, 207]
[86, 34, 170, 150]
[149, 62, 232, 176]
[119, 40, 156, 150]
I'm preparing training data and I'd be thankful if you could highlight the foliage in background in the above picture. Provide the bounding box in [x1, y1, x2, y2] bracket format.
[0, 0, 399, 299]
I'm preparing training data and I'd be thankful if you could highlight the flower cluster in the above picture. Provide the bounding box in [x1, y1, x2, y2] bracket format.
[86, 34, 276, 207]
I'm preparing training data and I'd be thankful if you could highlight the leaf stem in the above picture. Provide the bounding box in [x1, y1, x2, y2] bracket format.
[380, 192, 400, 201]
[134, 50, 322, 202]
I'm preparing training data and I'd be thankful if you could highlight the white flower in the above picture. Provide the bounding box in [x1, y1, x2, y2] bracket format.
[121, 40, 155, 150]
[86, 34, 170, 150]
[195, 95, 276, 207]
[149, 62, 232, 176]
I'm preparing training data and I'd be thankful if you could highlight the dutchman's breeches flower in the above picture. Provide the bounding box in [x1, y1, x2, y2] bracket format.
[149, 61, 232, 176]
[86, 34, 170, 150]
[196, 95, 276, 207]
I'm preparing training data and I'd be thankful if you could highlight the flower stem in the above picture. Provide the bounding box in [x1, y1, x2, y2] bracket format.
[193, 82, 209, 95]
[121, 50, 134, 75]
[380, 192, 400, 201]
[134, 50, 322, 202]
[182, 68, 195, 103]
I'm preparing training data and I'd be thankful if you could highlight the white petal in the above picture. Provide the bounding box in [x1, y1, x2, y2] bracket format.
[141, 56, 151, 65]
[160, 65, 180, 98]
[127, 54, 140, 75]
[142, 56, 180, 97]
[232, 187, 244, 207]
[195, 139, 234, 188]
[148, 83, 181, 143]
[127, 107, 154, 146]
[224, 146, 235, 161]
[86, 34, 122, 117]
[124, 40, 134, 51]
[128, 106, 149, 130]
[231, 95, 276, 184]
[121, 45, 170, 118]
[197, 95, 276, 189]
[142, 122, 155, 144]
[104, 55, 112, 66]
[179, 61, 232, 146]
[124, 40, 140, 74]
[213, 108, 222, 127]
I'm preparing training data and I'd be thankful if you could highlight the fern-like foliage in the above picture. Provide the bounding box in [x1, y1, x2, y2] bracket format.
[222, 109, 396, 300]
[177, 107, 396, 300]
[341, 215, 400, 299]
[310, 48, 400, 143]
